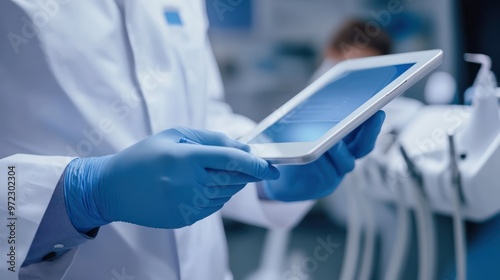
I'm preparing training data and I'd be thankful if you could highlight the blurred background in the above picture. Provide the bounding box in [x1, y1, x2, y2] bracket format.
[204, 0, 500, 279]
[207, 0, 460, 122]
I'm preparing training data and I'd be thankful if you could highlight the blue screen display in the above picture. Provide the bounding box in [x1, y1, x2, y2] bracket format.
[249, 63, 414, 144]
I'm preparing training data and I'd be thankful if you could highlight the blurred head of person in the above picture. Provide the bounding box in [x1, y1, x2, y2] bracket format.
[312, 19, 393, 80]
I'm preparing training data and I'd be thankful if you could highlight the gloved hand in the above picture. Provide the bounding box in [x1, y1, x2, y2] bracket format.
[258, 111, 385, 202]
[64, 127, 280, 232]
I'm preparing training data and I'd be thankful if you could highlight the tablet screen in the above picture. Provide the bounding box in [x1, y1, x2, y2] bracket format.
[249, 63, 415, 144]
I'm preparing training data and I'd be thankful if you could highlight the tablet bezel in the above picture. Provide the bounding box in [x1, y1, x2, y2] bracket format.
[241, 49, 444, 164]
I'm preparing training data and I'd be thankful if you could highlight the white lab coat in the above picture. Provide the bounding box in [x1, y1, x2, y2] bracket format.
[0, 0, 312, 279]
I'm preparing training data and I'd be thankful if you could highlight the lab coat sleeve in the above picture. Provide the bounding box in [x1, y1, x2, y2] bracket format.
[23, 175, 97, 267]
[0, 154, 79, 280]
[202, 40, 314, 229]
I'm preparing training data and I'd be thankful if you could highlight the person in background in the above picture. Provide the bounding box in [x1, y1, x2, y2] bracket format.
[312, 19, 393, 81]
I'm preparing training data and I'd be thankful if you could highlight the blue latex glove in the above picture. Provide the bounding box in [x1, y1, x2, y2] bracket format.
[259, 111, 385, 202]
[64, 127, 280, 232]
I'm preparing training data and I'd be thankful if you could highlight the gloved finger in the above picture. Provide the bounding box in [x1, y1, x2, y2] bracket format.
[344, 111, 385, 144]
[200, 146, 280, 181]
[169, 127, 250, 152]
[204, 184, 246, 199]
[205, 169, 272, 186]
[344, 111, 385, 158]
[193, 197, 231, 209]
[325, 141, 356, 175]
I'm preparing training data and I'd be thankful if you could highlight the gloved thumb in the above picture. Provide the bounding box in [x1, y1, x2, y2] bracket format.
[345, 111, 386, 158]
[165, 127, 250, 152]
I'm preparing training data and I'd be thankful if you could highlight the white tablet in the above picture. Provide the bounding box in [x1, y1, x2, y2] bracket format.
[240, 49, 443, 164]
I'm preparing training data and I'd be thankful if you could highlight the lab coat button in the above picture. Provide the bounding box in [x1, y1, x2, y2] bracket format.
[53, 244, 64, 249]
[42, 252, 57, 262]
